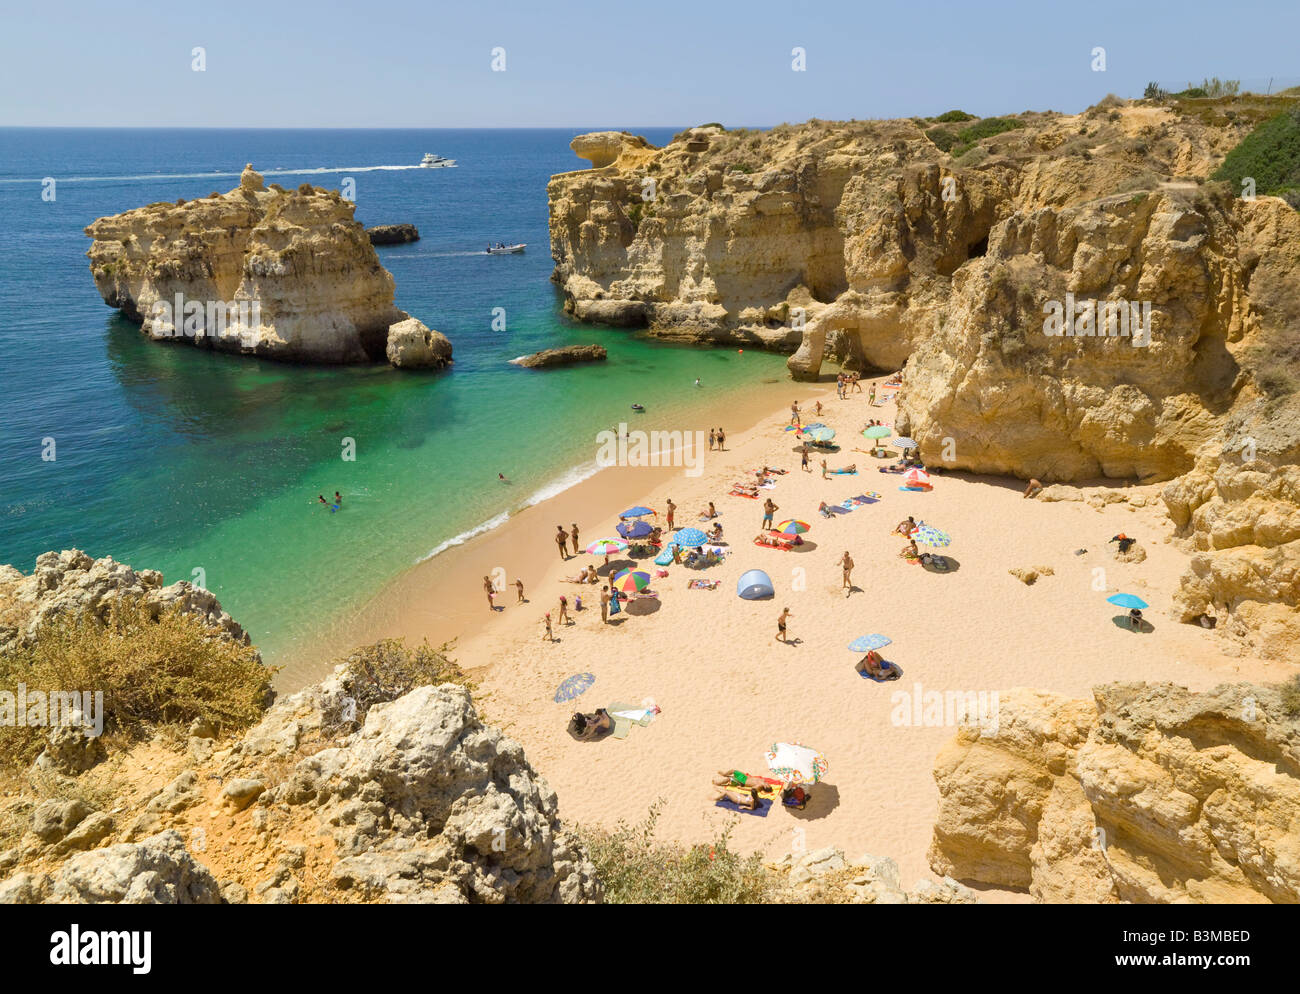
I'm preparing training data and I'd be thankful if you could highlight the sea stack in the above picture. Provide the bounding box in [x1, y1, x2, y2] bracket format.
[84, 166, 449, 368]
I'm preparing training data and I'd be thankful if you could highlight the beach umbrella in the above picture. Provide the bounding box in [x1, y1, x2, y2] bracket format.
[1107, 593, 1149, 610]
[863, 425, 892, 439]
[616, 520, 654, 540]
[807, 426, 836, 443]
[774, 519, 811, 535]
[902, 468, 932, 488]
[619, 506, 654, 518]
[848, 634, 892, 653]
[765, 742, 828, 785]
[587, 538, 628, 556]
[782, 425, 803, 433]
[893, 437, 917, 449]
[611, 569, 652, 593]
[554, 673, 595, 703]
[913, 524, 951, 548]
[671, 527, 709, 548]
[804, 422, 827, 431]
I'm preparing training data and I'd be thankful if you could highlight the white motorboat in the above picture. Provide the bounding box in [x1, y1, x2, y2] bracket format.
[420, 153, 456, 168]
[485, 243, 526, 254]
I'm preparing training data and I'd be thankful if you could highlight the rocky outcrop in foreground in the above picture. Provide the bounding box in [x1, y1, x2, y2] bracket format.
[85, 164, 449, 369]
[929, 682, 1300, 903]
[510, 344, 607, 368]
[0, 549, 251, 656]
[365, 223, 420, 245]
[773, 847, 978, 904]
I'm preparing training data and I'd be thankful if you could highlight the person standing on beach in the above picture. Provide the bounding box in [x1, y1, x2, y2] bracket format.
[483, 575, 496, 612]
[558, 595, 570, 626]
[600, 585, 611, 623]
[709, 428, 716, 450]
[869, 384, 876, 406]
[556, 525, 570, 560]
[515, 578, 525, 603]
[570, 523, 580, 552]
[801, 445, 810, 472]
[776, 607, 792, 643]
[543, 612, 554, 642]
[820, 458, 829, 480]
[666, 499, 676, 529]
[839, 551, 855, 595]
[761, 498, 778, 530]
[790, 402, 800, 426]
[717, 428, 726, 450]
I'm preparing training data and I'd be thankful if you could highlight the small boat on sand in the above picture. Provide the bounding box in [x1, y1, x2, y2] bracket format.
[485, 243, 526, 255]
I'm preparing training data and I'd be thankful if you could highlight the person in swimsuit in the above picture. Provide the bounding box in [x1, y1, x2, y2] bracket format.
[717, 428, 726, 450]
[558, 595, 570, 626]
[515, 578, 525, 603]
[665, 499, 676, 529]
[801, 445, 810, 472]
[556, 525, 570, 560]
[713, 769, 762, 788]
[542, 612, 554, 641]
[334, 491, 343, 506]
[1024, 478, 1043, 499]
[776, 607, 791, 643]
[318, 495, 328, 505]
[762, 499, 778, 529]
[893, 516, 917, 537]
[839, 551, 855, 593]
[712, 786, 761, 809]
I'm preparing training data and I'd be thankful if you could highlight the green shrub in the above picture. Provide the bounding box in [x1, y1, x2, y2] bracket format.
[935, 109, 975, 123]
[580, 801, 774, 904]
[331, 637, 469, 729]
[0, 603, 272, 770]
[950, 116, 1026, 157]
[926, 127, 958, 152]
[1281, 675, 1300, 718]
[1211, 109, 1300, 202]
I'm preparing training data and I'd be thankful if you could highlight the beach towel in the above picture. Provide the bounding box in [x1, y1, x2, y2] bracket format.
[687, 579, 720, 590]
[831, 469, 858, 475]
[898, 486, 929, 492]
[609, 595, 622, 616]
[715, 796, 772, 817]
[856, 493, 881, 503]
[860, 662, 903, 682]
[607, 701, 658, 737]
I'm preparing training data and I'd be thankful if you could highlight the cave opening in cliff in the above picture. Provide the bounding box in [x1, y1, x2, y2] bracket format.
[967, 234, 989, 259]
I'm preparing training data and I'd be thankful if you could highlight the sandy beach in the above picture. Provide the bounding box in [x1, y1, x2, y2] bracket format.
[281, 371, 1280, 898]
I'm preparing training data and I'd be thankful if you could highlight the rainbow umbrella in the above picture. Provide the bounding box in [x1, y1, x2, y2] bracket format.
[848, 634, 892, 652]
[774, 519, 811, 535]
[611, 569, 651, 593]
[616, 520, 654, 540]
[671, 527, 709, 548]
[554, 673, 594, 703]
[766, 742, 828, 785]
[587, 538, 628, 556]
[913, 524, 951, 548]
[1107, 593, 1149, 610]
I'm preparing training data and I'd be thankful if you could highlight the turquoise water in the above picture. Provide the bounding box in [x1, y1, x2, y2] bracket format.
[0, 128, 787, 659]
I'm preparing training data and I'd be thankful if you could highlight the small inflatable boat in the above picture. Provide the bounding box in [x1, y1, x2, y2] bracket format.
[631, 404, 645, 412]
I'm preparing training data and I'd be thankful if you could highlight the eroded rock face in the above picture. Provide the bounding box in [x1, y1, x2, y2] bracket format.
[385, 317, 453, 369]
[929, 683, 1300, 903]
[366, 223, 420, 245]
[85, 170, 447, 366]
[569, 131, 655, 169]
[510, 344, 607, 368]
[0, 549, 252, 655]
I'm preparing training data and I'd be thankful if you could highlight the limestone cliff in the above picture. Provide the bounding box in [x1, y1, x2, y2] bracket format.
[86, 164, 450, 369]
[929, 683, 1300, 903]
[548, 100, 1300, 657]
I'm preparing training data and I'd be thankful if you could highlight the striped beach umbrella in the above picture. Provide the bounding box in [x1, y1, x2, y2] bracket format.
[848, 633, 892, 652]
[893, 437, 917, 449]
[671, 527, 709, 548]
[554, 673, 594, 703]
[765, 742, 828, 785]
[913, 524, 951, 548]
[611, 569, 651, 593]
[586, 538, 628, 556]
[616, 520, 653, 540]
[774, 519, 811, 535]
[902, 468, 932, 488]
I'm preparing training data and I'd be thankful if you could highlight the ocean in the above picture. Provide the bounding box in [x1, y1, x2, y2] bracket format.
[0, 127, 788, 660]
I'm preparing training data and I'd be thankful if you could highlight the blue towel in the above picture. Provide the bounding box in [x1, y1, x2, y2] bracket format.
[714, 797, 771, 817]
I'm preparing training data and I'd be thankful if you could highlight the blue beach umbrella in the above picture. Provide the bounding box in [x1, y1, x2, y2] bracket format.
[807, 426, 836, 443]
[1107, 593, 1149, 610]
[616, 520, 654, 540]
[671, 527, 709, 548]
[913, 524, 951, 548]
[620, 506, 654, 518]
[554, 673, 595, 703]
[848, 634, 892, 653]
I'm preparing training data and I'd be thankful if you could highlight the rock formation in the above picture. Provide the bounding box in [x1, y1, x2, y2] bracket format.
[85, 166, 449, 368]
[929, 682, 1300, 903]
[385, 317, 453, 370]
[509, 344, 607, 368]
[365, 223, 420, 245]
[772, 846, 979, 904]
[548, 101, 1300, 657]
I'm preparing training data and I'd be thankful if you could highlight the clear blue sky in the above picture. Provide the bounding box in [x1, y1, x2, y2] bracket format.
[2, 0, 1297, 128]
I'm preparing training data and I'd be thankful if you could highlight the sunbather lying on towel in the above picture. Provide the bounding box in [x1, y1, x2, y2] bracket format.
[818, 501, 833, 518]
[712, 786, 762, 809]
[564, 566, 594, 583]
[713, 769, 762, 787]
[855, 650, 900, 680]
[755, 532, 794, 548]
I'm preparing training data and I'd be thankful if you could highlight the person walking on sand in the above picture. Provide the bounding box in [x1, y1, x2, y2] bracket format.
[543, 612, 554, 642]
[570, 523, 580, 552]
[483, 575, 496, 612]
[515, 578, 525, 603]
[558, 595, 570, 626]
[839, 551, 855, 594]
[820, 458, 829, 480]
[853, 373, 863, 393]
[761, 498, 778, 530]
[600, 585, 611, 623]
[776, 607, 792, 643]
[801, 445, 810, 472]
[709, 428, 716, 450]
[556, 525, 570, 560]
[717, 428, 726, 450]
[815, 400, 823, 417]
[790, 401, 801, 426]
[869, 383, 876, 405]
[666, 499, 676, 529]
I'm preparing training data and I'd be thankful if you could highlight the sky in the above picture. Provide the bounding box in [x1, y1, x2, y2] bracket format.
[2, 0, 1298, 128]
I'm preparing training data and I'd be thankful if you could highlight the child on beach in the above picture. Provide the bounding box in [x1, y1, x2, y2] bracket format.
[709, 428, 716, 450]
[542, 613, 554, 642]
[515, 578, 525, 603]
[776, 607, 792, 643]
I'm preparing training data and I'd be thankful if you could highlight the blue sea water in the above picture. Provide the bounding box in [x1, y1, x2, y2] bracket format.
[0, 128, 788, 660]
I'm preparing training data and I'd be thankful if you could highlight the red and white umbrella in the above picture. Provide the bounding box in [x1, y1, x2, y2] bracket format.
[902, 468, 931, 488]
